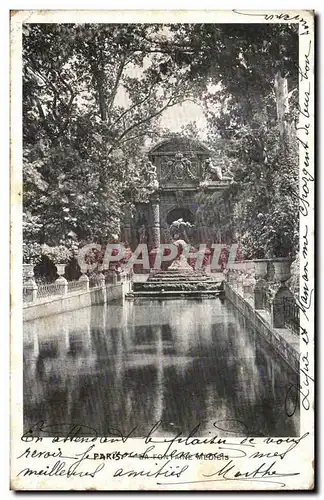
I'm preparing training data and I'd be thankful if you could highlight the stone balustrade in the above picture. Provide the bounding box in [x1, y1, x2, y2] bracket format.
[23, 265, 131, 305]
[226, 259, 299, 335]
[224, 282, 299, 373]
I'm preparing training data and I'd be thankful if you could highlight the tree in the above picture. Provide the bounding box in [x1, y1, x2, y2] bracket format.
[169, 23, 299, 258]
[23, 23, 198, 260]
[169, 23, 298, 128]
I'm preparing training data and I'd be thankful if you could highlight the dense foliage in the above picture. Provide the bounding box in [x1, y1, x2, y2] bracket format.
[187, 24, 299, 258]
[23, 24, 196, 261]
[23, 23, 299, 266]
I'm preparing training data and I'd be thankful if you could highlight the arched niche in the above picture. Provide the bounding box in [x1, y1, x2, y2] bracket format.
[166, 207, 195, 225]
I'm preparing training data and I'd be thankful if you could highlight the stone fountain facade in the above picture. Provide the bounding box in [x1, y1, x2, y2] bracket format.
[122, 136, 232, 249]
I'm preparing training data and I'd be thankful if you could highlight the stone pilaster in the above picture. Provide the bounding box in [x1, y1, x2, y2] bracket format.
[122, 213, 132, 244]
[150, 194, 161, 248]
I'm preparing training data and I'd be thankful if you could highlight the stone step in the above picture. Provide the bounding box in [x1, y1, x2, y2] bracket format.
[133, 282, 223, 292]
[147, 276, 212, 282]
[134, 280, 221, 286]
[149, 276, 207, 280]
[125, 289, 223, 300]
[150, 270, 206, 276]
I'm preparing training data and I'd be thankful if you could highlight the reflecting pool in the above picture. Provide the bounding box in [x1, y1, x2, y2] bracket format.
[23, 298, 300, 437]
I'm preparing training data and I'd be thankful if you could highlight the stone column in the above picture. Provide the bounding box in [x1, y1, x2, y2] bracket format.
[150, 194, 160, 249]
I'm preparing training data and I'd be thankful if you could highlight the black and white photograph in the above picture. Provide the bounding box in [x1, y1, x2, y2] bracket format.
[10, 9, 314, 491]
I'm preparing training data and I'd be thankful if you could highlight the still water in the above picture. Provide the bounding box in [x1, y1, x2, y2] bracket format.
[24, 298, 299, 438]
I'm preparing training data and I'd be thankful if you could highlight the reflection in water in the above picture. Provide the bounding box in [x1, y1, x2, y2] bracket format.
[24, 299, 300, 437]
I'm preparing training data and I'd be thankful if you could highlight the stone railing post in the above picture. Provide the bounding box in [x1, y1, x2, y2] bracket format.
[96, 271, 106, 288]
[224, 269, 231, 283]
[254, 278, 268, 310]
[55, 276, 68, 296]
[242, 277, 254, 298]
[112, 271, 118, 285]
[106, 269, 118, 284]
[271, 285, 294, 329]
[122, 269, 131, 282]
[79, 273, 90, 291]
[55, 263, 68, 296]
[226, 269, 238, 287]
[237, 273, 243, 294]
[129, 268, 134, 282]
[96, 270, 107, 304]
[25, 277, 38, 303]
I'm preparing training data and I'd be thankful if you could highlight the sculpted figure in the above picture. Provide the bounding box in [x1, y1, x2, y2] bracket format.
[169, 218, 193, 243]
[138, 224, 147, 243]
[177, 153, 196, 180]
[146, 161, 159, 189]
[204, 158, 223, 181]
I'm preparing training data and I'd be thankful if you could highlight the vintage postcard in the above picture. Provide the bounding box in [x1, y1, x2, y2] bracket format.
[10, 10, 315, 490]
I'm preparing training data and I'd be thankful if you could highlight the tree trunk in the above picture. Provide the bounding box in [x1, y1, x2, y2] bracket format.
[274, 71, 289, 138]
[92, 68, 107, 122]
[97, 79, 107, 121]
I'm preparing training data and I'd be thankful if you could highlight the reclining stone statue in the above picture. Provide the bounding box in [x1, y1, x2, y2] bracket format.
[203, 158, 223, 181]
